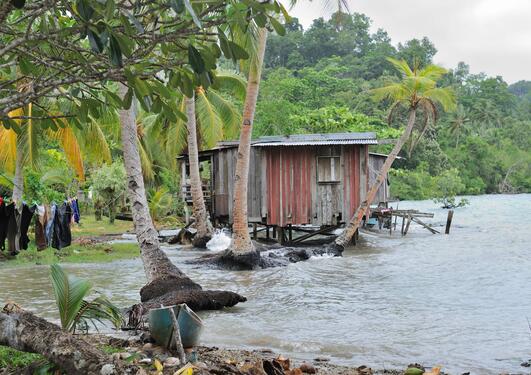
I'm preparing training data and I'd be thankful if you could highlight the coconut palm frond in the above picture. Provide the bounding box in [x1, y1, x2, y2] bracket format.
[138, 137, 154, 181]
[164, 99, 188, 159]
[81, 121, 112, 164]
[370, 83, 410, 103]
[40, 168, 73, 187]
[424, 87, 456, 112]
[52, 124, 85, 181]
[0, 126, 17, 173]
[212, 72, 247, 100]
[386, 57, 415, 77]
[196, 88, 223, 149]
[419, 64, 448, 82]
[206, 90, 241, 140]
[50, 264, 92, 332]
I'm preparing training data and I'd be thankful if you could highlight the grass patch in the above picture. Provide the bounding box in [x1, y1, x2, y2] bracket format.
[99, 345, 125, 355]
[0, 345, 44, 368]
[71, 216, 134, 237]
[1, 242, 140, 267]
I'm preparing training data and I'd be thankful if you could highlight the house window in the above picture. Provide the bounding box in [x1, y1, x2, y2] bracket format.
[317, 156, 340, 182]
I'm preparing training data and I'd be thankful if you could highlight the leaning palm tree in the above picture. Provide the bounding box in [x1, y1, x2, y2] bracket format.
[335, 58, 456, 248]
[449, 104, 470, 148]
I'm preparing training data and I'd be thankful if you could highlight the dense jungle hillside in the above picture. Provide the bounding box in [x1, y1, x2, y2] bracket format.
[254, 12, 531, 199]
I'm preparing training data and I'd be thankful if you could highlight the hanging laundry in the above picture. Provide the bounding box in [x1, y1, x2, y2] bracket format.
[19, 203, 35, 251]
[52, 202, 72, 250]
[45, 203, 57, 247]
[0, 201, 7, 251]
[71, 198, 80, 224]
[5, 202, 20, 255]
[35, 205, 47, 251]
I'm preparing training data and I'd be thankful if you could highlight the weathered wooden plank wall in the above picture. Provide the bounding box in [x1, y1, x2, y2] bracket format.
[368, 154, 389, 204]
[212, 147, 263, 223]
[265, 147, 313, 226]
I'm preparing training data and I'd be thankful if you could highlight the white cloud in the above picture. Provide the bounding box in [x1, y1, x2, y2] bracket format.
[287, 0, 531, 83]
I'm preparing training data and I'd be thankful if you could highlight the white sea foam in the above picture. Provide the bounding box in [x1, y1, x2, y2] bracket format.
[206, 229, 232, 251]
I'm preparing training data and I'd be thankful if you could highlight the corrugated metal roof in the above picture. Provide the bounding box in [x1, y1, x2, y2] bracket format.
[254, 132, 377, 146]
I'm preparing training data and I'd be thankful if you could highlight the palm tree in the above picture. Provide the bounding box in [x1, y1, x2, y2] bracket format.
[335, 58, 456, 248]
[222, 26, 268, 268]
[0, 106, 111, 201]
[449, 104, 470, 148]
[185, 93, 215, 247]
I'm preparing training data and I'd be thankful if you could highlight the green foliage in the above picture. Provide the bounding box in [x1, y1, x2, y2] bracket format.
[50, 264, 123, 333]
[0, 346, 44, 369]
[289, 106, 402, 138]
[90, 161, 127, 223]
[390, 165, 467, 203]
[147, 186, 174, 221]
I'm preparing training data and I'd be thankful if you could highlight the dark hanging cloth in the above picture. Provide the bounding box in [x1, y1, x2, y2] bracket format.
[5, 203, 20, 255]
[0, 201, 7, 251]
[71, 198, 80, 224]
[35, 205, 47, 251]
[19, 204, 35, 251]
[52, 202, 72, 250]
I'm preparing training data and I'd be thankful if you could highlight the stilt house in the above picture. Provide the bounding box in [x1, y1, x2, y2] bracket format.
[179, 132, 379, 232]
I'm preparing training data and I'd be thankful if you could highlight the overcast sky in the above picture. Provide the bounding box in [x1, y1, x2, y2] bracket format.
[289, 0, 531, 84]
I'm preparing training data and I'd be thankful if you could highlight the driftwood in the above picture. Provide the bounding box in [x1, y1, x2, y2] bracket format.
[0, 304, 145, 375]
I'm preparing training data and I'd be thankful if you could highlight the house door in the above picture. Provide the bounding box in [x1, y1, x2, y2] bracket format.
[316, 156, 342, 225]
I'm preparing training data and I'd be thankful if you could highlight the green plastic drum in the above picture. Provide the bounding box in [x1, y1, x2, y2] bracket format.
[148, 304, 203, 349]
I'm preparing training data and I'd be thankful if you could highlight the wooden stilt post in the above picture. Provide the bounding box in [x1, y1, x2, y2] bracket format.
[445, 210, 454, 234]
[403, 214, 412, 236]
[400, 215, 405, 235]
[272, 226, 276, 239]
[278, 227, 285, 245]
[252, 223, 258, 240]
[288, 224, 293, 242]
[266, 225, 270, 240]
[389, 216, 393, 236]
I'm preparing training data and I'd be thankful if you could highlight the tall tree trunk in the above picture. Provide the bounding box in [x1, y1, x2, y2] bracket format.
[335, 109, 417, 248]
[185, 94, 214, 248]
[12, 141, 24, 201]
[221, 28, 268, 269]
[117, 84, 245, 310]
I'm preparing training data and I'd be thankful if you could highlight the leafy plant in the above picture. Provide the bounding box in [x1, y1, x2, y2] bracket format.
[148, 186, 174, 221]
[90, 161, 127, 223]
[50, 264, 123, 333]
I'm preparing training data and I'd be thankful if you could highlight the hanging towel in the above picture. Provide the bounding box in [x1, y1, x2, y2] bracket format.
[45, 203, 57, 246]
[35, 205, 47, 251]
[71, 198, 80, 224]
[5, 203, 20, 255]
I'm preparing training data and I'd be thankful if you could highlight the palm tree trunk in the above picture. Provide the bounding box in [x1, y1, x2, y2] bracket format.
[185, 94, 214, 248]
[118, 84, 180, 282]
[222, 28, 268, 269]
[335, 109, 417, 248]
[12, 142, 24, 201]
[117, 84, 245, 310]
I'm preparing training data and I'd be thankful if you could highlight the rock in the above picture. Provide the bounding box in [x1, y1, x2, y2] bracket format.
[285, 369, 303, 375]
[119, 352, 132, 360]
[100, 364, 116, 375]
[356, 365, 372, 375]
[240, 360, 267, 375]
[313, 357, 329, 362]
[300, 362, 317, 374]
[139, 358, 152, 365]
[195, 361, 208, 369]
[275, 355, 290, 370]
[521, 360, 531, 367]
[142, 343, 154, 351]
[139, 331, 153, 343]
[164, 357, 181, 367]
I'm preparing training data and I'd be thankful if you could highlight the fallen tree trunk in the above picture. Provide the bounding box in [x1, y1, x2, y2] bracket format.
[0, 304, 144, 375]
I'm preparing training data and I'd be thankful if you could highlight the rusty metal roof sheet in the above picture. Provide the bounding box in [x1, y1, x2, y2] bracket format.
[253, 132, 377, 146]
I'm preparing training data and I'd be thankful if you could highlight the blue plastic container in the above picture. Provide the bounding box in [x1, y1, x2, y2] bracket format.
[148, 304, 203, 349]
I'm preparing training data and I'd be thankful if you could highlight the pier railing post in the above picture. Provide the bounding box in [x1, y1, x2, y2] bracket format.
[445, 210, 454, 234]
